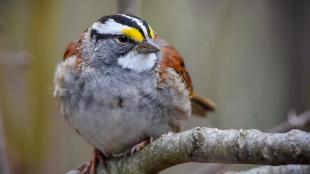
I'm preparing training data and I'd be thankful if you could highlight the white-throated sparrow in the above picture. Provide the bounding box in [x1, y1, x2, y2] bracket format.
[54, 14, 215, 173]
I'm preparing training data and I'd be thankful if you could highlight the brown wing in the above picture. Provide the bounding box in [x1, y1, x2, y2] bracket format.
[64, 39, 82, 60]
[62, 38, 84, 70]
[158, 42, 193, 96]
[191, 92, 216, 116]
[157, 38, 215, 117]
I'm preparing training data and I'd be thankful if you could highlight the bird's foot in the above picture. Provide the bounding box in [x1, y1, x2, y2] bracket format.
[130, 137, 153, 155]
[78, 162, 91, 174]
[78, 148, 106, 174]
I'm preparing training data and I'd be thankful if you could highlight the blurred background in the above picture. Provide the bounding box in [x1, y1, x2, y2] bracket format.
[0, 0, 309, 174]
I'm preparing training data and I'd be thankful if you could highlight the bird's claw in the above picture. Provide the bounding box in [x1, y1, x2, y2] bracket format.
[78, 148, 106, 174]
[130, 137, 153, 155]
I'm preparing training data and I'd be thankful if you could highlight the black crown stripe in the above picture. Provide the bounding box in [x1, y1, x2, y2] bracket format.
[124, 14, 151, 38]
[98, 15, 146, 38]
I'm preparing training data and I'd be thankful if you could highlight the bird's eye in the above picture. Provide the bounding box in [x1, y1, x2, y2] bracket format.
[116, 35, 129, 44]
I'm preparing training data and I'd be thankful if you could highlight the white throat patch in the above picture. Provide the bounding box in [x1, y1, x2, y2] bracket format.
[117, 52, 157, 73]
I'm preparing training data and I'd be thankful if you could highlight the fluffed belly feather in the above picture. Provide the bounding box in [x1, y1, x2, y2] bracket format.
[54, 60, 191, 156]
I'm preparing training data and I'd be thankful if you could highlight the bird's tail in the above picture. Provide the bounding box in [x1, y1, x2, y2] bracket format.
[191, 92, 216, 117]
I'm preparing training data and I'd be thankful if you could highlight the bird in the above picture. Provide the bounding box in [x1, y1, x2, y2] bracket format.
[54, 14, 215, 174]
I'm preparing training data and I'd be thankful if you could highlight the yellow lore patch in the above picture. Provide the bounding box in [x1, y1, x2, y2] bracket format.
[149, 26, 155, 39]
[122, 28, 144, 42]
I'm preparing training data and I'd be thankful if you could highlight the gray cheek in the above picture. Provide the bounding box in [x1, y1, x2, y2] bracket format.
[91, 39, 134, 67]
[92, 40, 119, 66]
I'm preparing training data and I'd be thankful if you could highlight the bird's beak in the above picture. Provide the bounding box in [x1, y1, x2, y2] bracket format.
[135, 40, 160, 54]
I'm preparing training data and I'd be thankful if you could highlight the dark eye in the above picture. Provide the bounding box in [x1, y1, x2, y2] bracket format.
[116, 35, 129, 44]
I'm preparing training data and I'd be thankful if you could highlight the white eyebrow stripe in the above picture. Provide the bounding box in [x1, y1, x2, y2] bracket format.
[91, 19, 129, 35]
[120, 14, 148, 38]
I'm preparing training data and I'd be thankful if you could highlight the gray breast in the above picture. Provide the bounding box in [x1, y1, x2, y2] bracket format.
[54, 55, 191, 156]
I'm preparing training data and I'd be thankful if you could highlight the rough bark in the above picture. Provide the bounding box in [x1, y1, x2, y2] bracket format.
[193, 110, 310, 174]
[67, 127, 310, 174]
[225, 165, 310, 174]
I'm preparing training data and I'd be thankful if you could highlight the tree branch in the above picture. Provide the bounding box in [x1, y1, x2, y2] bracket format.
[269, 110, 310, 133]
[193, 110, 310, 174]
[225, 165, 310, 174]
[68, 127, 310, 174]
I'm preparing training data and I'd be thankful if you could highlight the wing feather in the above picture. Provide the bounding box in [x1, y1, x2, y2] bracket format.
[156, 38, 215, 117]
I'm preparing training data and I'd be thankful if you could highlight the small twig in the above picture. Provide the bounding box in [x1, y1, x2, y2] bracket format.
[269, 110, 310, 133]
[190, 163, 230, 174]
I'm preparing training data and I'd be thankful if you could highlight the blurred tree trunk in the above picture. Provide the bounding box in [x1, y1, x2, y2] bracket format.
[25, 0, 57, 173]
[0, 0, 57, 173]
[288, 0, 310, 112]
[117, 0, 140, 15]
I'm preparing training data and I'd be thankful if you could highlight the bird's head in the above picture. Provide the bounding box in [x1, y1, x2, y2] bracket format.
[84, 14, 160, 72]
